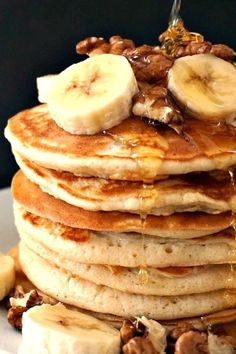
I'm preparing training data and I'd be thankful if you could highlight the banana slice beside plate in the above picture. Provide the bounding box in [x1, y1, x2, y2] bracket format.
[0, 253, 15, 301]
[167, 54, 236, 125]
[47, 54, 138, 134]
[19, 303, 121, 354]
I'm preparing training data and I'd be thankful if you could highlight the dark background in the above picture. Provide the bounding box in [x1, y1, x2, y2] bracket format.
[1, 0, 236, 188]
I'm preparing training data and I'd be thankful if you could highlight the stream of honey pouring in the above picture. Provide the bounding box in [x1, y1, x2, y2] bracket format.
[161, 0, 204, 57]
[169, 0, 181, 26]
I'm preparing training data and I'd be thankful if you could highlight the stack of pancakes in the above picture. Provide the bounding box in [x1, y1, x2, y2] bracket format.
[5, 103, 236, 323]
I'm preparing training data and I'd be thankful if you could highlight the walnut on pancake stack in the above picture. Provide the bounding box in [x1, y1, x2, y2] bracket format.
[4, 18, 236, 354]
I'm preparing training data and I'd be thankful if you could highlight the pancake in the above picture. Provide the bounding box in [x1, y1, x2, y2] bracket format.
[9, 246, 236, 331]
[5, 105, 236, 181]
[14, 204, 236, 268]
[12, 171, 234, 238]
[19, 242, 236, 320]
[15, 152, 236, 215]
[20, 241, 236, 296]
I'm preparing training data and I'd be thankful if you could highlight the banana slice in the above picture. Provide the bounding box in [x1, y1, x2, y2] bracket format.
[47, 54, 138, 134]
[36, 75, 58, 103]
[0, 253, 15, 301]
[20, 303, 121, 354]
[168, 54, 236, 124]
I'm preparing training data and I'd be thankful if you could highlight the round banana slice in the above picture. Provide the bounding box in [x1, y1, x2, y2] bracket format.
[20, 304, 120, 354]
[168, 54, 236, 124]
[47, 54, 138, 134]
[36, 75, 58, 103]
[0, 253, 15, 300]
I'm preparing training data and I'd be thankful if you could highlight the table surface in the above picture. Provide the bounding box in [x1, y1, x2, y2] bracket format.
[0, 188, 21, 353]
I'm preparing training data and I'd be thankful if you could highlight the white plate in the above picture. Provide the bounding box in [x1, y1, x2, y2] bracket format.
[0, 188, 21, 353]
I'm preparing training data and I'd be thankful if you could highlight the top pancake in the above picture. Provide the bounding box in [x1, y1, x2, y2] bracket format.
[5, 104, 236, 181]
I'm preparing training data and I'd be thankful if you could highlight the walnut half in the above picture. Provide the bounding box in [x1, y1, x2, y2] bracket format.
[76, 35, 135, 56]
[120, 319, 138, 344]
[7, 306, 27, 330]
[123, 336, 159, 354]
[174, 331, 209, 354]
[173, 41, 235, 61]
[8, 289, 43, 330]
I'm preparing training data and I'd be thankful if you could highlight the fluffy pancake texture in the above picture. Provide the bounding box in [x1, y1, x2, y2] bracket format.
[9, 245, 236, 329]
[12, 171, 234, 238]
[19, 241, 236, 296]
[15, 152, 236, 215]
[14, 204, 236, 268]
[5, 104, 236, 181]
[19, 242, 236, 320]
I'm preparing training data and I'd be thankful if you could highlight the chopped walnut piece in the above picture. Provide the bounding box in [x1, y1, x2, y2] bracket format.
[124, 45, 161, 57]
[5, 285, 25, 310]
[88, 43, 111, 55]
[174, 331, 209, 354]
[8, 289, 44, 330]
[7, 306, 27, 330]
[109, 35, 135, 55]
[132, 84, 170, 121]
[122, 336, 160, 354]
[173, 41, 211, 58]
[76, 37, 106, 54]
[25, 289, 43, 308]
[133, 84, 183, 127]
[210, 44, 235, 61]
[120, 319, 137, 344]
[76, 35, 135, 56]
[168, 322, 195, 341]
[171, 41, 235, 61]
[125, 51, 173, 83]
[10, 289, 43, 308]
[135, 85, 168, 101]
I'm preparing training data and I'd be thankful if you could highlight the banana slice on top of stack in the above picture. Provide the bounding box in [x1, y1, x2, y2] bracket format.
[0, 253, 15, 301]
[37, 75, 57, 104]
[168, 54, 236, 125]
[19, 304, 121, 354]
[39, 54, 138, 135]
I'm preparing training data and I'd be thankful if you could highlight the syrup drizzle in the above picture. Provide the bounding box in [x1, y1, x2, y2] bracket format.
[102, 129, 153, 285]
[169, 0, 181, 27]
[137, 184, 152, 286]
[102, 130, 138, 148]
[160, 0, 204, 57]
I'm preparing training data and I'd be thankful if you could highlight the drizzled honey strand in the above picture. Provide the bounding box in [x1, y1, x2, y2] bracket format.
[160, 0, 204, 56]
[160, 21, 204, 56]
[169, 0, 182, 27]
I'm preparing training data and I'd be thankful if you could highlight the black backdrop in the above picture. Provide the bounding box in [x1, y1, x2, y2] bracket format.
[1, 0, 236, 188]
